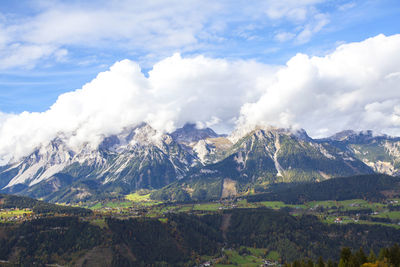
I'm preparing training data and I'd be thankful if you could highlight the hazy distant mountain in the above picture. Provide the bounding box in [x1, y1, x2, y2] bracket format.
[321, 130, 400, 176]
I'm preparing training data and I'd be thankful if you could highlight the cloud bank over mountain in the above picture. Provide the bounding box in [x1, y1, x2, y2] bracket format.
[238, 34, 400, 137]
[0, 34, 400, 162]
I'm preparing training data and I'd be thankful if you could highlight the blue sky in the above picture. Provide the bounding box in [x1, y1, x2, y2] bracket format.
[0, 0, 399, 113]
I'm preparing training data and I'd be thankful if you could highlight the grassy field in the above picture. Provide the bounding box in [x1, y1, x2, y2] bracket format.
[126, 192, 163, 206]
[158, 218, 168, 223]
[89, 201, 133, 210]
[259, 201, 287, 209]
[265, 251, 280, 261]
[193, 203, 221, 211]
[259, 201, 307, 210]
[175, 205, 193, 212]
[245, 247, 270, 258]
[0, 209, 32, 222]
[374, 211, 400, 220]
[125, 192, 151, 202]
[87, 192, 163, 211]
[81, 194, 400, 231]
[215, 249, 266, 267]
[0, 209, 32, 217]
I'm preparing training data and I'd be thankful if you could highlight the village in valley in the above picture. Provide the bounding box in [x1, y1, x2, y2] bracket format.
[78, 193, 400, 229]
[2, 191, 400, 229]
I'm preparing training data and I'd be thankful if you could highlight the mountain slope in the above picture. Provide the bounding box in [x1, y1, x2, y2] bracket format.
[1, 124, 398, 204]
[151, 127, 374, 201]
[0, 124, 201, 202]
[172, 123, 231, 164]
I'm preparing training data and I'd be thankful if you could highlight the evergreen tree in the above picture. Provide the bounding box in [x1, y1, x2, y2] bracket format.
[367, 249, 377, 263]
[355, 248, 367, 265]
[318, 256, 325, 267]
[348, 254, 359, 267]
[292, 260, 301, 267]
[341, 247, 352, 263]
[387, 243, 400, 267]
[378, 248, 388, 261]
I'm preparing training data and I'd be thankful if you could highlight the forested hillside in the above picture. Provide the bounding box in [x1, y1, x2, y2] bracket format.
[246, 174, 400, 204]
[1, 207, 400, 266]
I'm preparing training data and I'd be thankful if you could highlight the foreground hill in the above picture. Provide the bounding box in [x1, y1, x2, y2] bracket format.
[1, 207, 400, 266]
[1, 178, 400, 266]
[246, 174, 400, 204]
[0, 193, 92, 215]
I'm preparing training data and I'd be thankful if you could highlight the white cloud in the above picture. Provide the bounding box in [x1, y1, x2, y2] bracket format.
[238, 34, 400, 137]
[263, 0, 324, 22]
[338, 2, 356, 11]
[0, 1, 219, 69]
[0, 43, 62, 69]
[1, 34, 399, 163]
[295, 13, 329, 44]
[0, 53, 276, 161]
[0, 0, 332, 69]
[263, 1, 329, 44]
[274, 32, 296, 42]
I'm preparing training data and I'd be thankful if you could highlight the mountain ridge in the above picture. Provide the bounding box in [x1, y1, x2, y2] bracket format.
[151, 127, 376, 201]
[1, 123, 399, 203]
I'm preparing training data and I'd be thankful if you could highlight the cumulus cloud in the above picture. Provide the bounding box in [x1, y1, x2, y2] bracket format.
[146, 54, 276, 132]
[1, 34, 400, 163]
[0, 54, 275, 161]
[238, 34, 400, 137]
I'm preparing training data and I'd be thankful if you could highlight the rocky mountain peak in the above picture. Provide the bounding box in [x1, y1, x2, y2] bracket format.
[235, 125, 311, 144]
[171, 123, 219, 144]
[131, 123, 159, 144]
[1, 121, 400, 204]
[98, 123, 166, 153]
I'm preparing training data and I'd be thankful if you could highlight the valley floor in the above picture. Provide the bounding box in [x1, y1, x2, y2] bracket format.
[80, 192, 400, 230]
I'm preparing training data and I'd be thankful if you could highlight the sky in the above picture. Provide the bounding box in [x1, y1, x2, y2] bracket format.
[0, 0, 400, 161]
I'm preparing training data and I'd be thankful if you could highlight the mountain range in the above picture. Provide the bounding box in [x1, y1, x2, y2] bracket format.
[1, 123, 400, 203]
